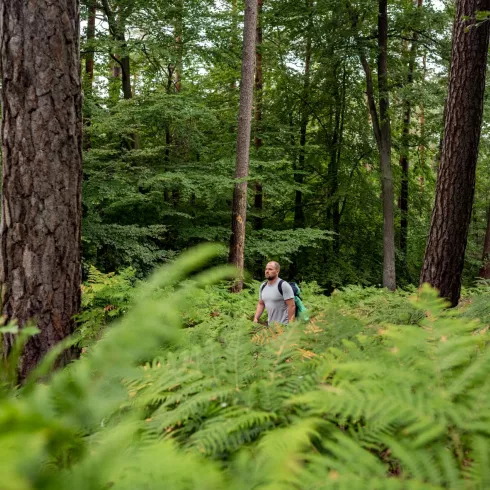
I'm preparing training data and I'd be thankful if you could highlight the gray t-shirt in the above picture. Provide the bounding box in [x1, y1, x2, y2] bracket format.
[260, 279, 294, 325]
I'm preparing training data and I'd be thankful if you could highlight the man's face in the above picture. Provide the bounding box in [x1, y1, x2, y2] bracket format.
[265, 262, 279, 280]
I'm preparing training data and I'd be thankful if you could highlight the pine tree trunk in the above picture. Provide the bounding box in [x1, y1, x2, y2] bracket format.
[229, 0, 258, 292]
[253, 0, 264, 231]
[420, 0, 490, 306]
[0, 0, 83, 380]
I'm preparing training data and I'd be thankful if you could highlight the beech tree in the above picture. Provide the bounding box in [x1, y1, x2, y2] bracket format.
[229, 0, 258, 291]
[358, 0, 396, 291]
[420, 0, 490, 305]
[0, 0, 83, 378]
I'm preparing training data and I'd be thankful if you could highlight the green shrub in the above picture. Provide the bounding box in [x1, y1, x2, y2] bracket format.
[2, 249, 490, 489]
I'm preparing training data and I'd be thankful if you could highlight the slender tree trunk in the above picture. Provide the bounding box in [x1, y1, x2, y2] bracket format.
[327, 65, 346, 254]
[119, 45, 132, 100]
[420, 0, 490, 306]
[84, 0, 96, 150]
[360, 0, 396, 290]
[399, 0, 422, 259]
[0, 0, 83, 380]
[479, 205, 490, 279]
[253, 0, 264, 231]
[229, 0, 258, 292]
[175, 0, 183, 93]
[294, 0, 312, 230]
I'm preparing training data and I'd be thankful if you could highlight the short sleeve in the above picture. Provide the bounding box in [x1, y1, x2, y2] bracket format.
[281, 281, 294, 300]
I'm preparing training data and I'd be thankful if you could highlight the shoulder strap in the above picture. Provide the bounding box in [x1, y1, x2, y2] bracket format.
[259, 281, 267, 298]
[278, 279, 284, 296]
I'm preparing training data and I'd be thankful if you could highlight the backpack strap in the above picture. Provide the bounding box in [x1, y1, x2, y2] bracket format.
[278, 279, 284, 297]
[259, 281, 267, 299]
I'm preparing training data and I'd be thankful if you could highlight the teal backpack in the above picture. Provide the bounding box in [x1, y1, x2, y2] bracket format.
[260, 280, 309, 321]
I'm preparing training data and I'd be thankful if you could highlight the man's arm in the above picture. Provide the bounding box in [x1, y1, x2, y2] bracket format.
[254, 299, 265, 323]
[286, 298, 295, 323]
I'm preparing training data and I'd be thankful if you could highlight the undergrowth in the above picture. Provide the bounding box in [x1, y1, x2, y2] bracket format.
[1, 245, 490, 489]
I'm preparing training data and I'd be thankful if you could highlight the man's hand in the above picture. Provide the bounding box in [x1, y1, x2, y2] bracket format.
[254, 299, 265, 324]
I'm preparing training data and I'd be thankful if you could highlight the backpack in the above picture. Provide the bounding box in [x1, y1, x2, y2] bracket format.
[260, 280, 309, 321]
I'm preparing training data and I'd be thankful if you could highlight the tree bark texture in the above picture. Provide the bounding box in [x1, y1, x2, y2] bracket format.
[253, 0, 264, 231]
[420, 0, 490, 306]
[0, 0, 83, 379]
[229, 0, 258, 292]
[359, 0, 396, 291]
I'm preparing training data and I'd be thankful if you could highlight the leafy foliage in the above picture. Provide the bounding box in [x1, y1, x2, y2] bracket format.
[2, 247, 490, 489]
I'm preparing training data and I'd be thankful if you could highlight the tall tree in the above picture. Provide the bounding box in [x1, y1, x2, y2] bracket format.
[84, 0, 97, 150]
[253, 0, 264, 231]
[294, 0, 313, 231]
[0, 0, 83, 379]
[479, 205, 490, 279]
[229, 0, 258, 292]
[359, 0, 396, 290]
[420, 0, 490, 306]
[399, 0, 423, 262]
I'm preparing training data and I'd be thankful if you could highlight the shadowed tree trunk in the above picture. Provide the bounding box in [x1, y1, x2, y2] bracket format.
[360, 0, 396, 291]
[327, 64, 346, 254]
[399, 0, 423, 261]
[420, 0, 490, 305]
[479, 205, 490, 279]
[253, 0, 264, 231]
[229, 0, 258, 292]
[0, 0, 83, 380]
[294, 0, 313, 231]
[84, 0, 96, 150]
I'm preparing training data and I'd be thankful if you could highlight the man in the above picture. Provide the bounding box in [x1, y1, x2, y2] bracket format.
[253, 261, 295, 325]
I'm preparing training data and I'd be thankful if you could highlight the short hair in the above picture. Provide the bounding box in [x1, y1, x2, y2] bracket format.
[268, 261, 280, 271]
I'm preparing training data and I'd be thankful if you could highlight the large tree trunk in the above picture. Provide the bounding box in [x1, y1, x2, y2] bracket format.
[420, 0, 490, 306]
[229, 0, 258, 292]
[360, 0, 396, 291]
[253, 0, 264, 231]
[0, 0, 83, 380]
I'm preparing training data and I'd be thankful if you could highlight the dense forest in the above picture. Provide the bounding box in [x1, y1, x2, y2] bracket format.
[2, 0, 490, 488]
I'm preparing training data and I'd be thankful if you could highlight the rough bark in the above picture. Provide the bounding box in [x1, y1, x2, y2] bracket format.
[0, 0, 83, 380]
[229, 0, 258, 292]
[253, 0, 264, 231]
[420, 0, 490, 305]
[359, 0, 396, 291]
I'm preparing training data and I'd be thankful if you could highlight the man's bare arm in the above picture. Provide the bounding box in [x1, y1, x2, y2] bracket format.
[254, 299, 265, 323]
[286, 298, 295, 322]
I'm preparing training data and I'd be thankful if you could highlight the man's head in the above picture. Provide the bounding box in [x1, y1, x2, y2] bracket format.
[265, 261, 280, 281]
